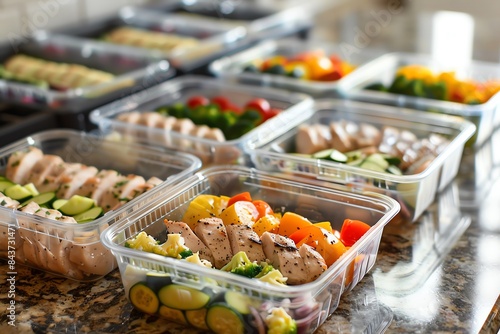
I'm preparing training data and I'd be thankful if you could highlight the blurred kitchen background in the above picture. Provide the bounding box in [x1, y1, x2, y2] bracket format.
[1, 0, 498, 63]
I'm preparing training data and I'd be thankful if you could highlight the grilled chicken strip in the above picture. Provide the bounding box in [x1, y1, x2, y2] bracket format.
[194, 218, 233, 269]
[261, 232, 308, 285]
[226, 224, 266, 263]
[24, 154, 65, 189]
[0, 192, 20, 209]
[56, 164, 99, 199]
[165, 220, 214, 264]
[298, 244, 327, 282]
[6, 147, 44, 184]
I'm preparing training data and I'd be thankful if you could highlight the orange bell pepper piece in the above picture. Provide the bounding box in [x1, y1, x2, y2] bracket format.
[277, 212, 312, 237]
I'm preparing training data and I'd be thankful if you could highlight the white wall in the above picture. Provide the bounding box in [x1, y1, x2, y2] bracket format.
[0, 0, 150, 42]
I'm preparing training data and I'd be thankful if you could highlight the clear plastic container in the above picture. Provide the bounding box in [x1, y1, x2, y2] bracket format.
[250, 99, 476, 222]
[337, 52, 500, 147]
[209, 38, 382, 97]
[374, 181, 470, 295]
[101, 165, 400, 334]
[0, 33, 174, 113]
[0, 129, 201, 281]
[49, 6, 248, 73]
[144, 0, 316, 40]
[90, 75, 313, 166]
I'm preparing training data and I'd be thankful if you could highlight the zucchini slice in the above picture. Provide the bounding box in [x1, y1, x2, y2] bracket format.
[145, 272, 172, 293]
[158, 284, 211, 311]
[59, 195, 95, 216]
[215, 291, 254, 315]
[21, 192, 56, 207]
[185, 308, 209, 330]
[52, 199, 68, 210]
[129, 282, 160, 315]
[206, 303, 245, 334]
[4, 184, 32, 201]
[0, 180, 15, 192]
[312, 149, 334, 160]
[23, 183, 39, 197]
[73, 207, 104, 223]
[158, 305, 187, 325]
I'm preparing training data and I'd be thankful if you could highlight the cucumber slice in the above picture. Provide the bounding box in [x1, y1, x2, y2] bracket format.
[23, 183, 39, 197]
[0, 180, 15, 192]
[21, 192, 56, 207]
[346, 157, 364, 166]
[386, 165, 403, 175]
[73, 207, 104, 223]
[382, 154, 401, 166]
[221, 291, 255, 315]
[364, 153, 389, 170]
[145, 272, 172, 293]
[360, 161, 387, 173]
[329, 149, 348, 163]
[312, 149, 334, 160]
[52, 199, 68, 210]
[206, 303, 245, 334]
[4, 184, 33, 201]
[158, 284, 211, 310]
[59, 195, 95, 216]
[129, 282, 159, 314]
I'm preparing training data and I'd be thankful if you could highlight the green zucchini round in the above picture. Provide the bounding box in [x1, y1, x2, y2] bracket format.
[129, 282, 159, 315]
[158, 284, 211, 311]
[206, 303, 245, 334]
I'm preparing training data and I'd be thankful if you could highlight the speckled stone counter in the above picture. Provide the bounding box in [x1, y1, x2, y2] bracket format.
[1, 144, 499, 334]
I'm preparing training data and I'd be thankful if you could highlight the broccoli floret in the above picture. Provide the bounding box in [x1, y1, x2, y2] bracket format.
[160, 233, 191, 259]
[221, 251, 263, 278]
[255, 262, 274, 278]
[265, 307, 297, 334]
[179, 249, 194, 259]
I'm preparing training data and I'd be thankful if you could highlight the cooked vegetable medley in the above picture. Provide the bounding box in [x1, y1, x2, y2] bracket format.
[243, 50, 356, 81]
[365, 64, 500, 104]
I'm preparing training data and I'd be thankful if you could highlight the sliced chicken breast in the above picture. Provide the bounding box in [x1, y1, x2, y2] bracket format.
[260, 232, 308, 285]
[57, 164, 99, 199]
[6, 147, 44, 184]
[165, 220, 214, 264]
[194, 217, 233, 269]
[74, 169, 122, 205]
[25, 154, 64, 189]
[226, 224, 266, 263]
[0, 193, 20, 209]
[298, 244, 327, 282]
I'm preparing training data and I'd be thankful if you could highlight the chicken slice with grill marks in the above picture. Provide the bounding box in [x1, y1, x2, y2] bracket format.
[164, 220, 214, 264]
[260, 232, 308, 285]
[226, 224, 266, 263]
[194, 217, 233, 269]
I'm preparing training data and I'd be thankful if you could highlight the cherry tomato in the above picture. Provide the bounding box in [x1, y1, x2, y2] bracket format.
[186, 95, 209, 109]
[264, 108, 280, 120]
[339, 219, 371, 247]
[252, 200, 273, 220]
[227, 191, 252, 207]
[245, 98, 271, 114]
[211, 96, 232, 111]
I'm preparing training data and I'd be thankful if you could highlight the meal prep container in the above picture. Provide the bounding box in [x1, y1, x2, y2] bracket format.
[0, 34, 174, 115]
[0, 129, 201, 281]
[209, 38, 381, 97]
[101, 165, 400, 334]
[90, 75, 313, 166]
[49, 6, 247, 73]
[337, 52, 500, 146]
[0, 104, 57, 145]
[374, 181, 470, 295]
[144, 0, 315, 42]
[250, 99, 476, 222]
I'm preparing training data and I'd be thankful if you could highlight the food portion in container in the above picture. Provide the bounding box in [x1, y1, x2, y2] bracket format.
[365, 64, 500, 105]
[243, 49, 356, 82]
[117, 95, 282, 143]
[122, 192, 373, 332]
[294, 120, 450, 175]
[101, 26, 200, 52]
[0, 147, 162, 280]
[0, 54, 114, 90]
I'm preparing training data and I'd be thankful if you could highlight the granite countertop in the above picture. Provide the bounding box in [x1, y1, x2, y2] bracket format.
[1, 144, 499, 334]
